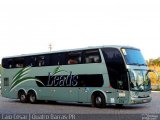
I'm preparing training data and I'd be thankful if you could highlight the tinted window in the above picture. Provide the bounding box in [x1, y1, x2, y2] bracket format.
[25, 56, 36, 67]
[2, 54, 50, 68]
[58, 52, 67, 65]
[36, 74, 104, 87]
[67, 51, 82, 64]
[50, 53, 60, 65]
[83, 49, 101, 63]
[102, 48, 128, 90]
[77, 74, 103, 87]
[14, 58, 25, 68]
[2, 58, 9, 68]
[2, 58, 14, 68]
[121, 48, 146, 65]
[30, 55, 50, 67]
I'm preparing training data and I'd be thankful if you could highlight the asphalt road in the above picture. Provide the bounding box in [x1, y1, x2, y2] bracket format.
[0, 92, 160, 120]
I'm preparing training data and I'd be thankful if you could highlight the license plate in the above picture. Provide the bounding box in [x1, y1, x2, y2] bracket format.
[143, 99, 147, 103]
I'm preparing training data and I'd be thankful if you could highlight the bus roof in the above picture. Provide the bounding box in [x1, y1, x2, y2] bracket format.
[2, 45, 138, 59]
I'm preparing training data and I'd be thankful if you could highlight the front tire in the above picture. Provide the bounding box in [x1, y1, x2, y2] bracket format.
[92, 92, 106, 108]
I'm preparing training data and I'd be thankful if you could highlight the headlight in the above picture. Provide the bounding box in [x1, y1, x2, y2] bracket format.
[131, 92, 138, 98]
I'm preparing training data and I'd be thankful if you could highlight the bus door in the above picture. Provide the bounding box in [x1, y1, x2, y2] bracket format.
[107, 63, 129, 105]
[114, 74, 129, 105]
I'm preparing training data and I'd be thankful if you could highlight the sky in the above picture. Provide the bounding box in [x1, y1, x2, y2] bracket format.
[0, 0, 160, 61]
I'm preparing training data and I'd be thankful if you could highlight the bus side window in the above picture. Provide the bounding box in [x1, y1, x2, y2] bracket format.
[51, 53, 60, 66]
[67, 51, 82, 65]
[38, 56, 45, 66]
[68, 58, 78, 64]
[2, 58, 14, 68]
[83, 49, 101, 64]
[34, 56, 45, 67]
[2, 59, 10, 68]
[57, 52, 68, 65]
[31, 55, 50, 67]
[8, 59, 14, 68]
[25, 56, 36, 67]
[14, 58, 25, 68]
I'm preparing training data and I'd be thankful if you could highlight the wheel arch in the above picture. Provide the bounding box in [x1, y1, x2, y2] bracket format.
[27, 89, 38, 98]
[91, 90, 107, 103]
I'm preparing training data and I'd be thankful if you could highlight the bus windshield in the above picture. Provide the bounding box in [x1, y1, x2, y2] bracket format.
[129, 70, 151, 91]
[121, 48, 147, 66]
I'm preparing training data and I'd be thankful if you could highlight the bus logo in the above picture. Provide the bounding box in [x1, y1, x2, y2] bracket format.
[10, 67, 45, 92]
[10, 66, 79, 91]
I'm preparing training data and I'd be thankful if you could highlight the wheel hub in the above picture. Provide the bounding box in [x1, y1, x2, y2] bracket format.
[21, 95, 26, 101]
[96, 96, 102, 104]
[30, 95, 35, 102]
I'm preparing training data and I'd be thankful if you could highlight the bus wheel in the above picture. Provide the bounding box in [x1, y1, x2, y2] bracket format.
[28, 91, 37, 104]
[92, 92, 106, 108]
[18, 90, 27, 103]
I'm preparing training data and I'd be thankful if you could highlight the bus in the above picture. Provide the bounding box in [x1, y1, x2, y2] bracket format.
[1, 45, 157, 108]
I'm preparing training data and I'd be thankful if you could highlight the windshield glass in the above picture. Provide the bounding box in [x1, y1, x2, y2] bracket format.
[129, 70, 151, 91]
[121, 48, 147, 66]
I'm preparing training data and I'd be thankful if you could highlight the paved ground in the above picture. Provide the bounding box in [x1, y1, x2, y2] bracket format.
[0, 92, 159, 120]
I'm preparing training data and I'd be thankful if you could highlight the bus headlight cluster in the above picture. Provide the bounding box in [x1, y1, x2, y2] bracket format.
[131, 92, 138, 98]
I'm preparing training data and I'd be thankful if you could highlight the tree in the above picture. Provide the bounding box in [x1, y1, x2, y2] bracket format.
[152, 59, 160, 66]
[147, 58, 160, 90]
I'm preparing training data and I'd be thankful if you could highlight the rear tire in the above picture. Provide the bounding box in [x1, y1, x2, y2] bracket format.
[28, 91, 37, 104]
[92, 92, 106, 108]
[18, 90, 27, 103]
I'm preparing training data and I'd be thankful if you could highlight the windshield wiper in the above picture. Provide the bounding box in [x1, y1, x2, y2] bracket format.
[129, 63, 140, 66]
[138, 64, 147, 66]
[129, 63, 147, 66]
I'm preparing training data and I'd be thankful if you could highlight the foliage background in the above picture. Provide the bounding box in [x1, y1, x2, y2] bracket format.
[147, 58, 160, 90]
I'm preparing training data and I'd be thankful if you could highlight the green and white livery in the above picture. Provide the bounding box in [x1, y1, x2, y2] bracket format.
[1, 45, 156, 108]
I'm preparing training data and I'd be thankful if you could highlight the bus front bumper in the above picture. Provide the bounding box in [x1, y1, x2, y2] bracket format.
[130, 96, 152, 104]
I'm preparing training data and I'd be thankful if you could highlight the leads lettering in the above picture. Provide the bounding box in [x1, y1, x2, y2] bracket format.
[47, 71, 78, 87]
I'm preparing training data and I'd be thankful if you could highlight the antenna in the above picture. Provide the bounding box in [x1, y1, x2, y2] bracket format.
[49, 43, 52, 52]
